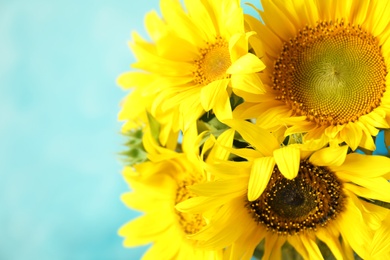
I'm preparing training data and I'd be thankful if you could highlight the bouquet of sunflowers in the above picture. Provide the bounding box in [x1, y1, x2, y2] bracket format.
[117, 0, 390, 259]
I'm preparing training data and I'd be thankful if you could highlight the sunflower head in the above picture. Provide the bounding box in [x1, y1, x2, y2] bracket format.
[242, 0, 390, 151]
[247, 160, 346, 235]
[273, 20, 387, 126]
[118, 0, 266, 135]
[193, 36, 231, 86]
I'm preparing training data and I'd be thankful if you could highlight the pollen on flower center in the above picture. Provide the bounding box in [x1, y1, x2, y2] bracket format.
[193, 36, 231, 86]
[175, 178, 206, 235]
[273, 20, 387, 126]
[247, 161, 345, 235]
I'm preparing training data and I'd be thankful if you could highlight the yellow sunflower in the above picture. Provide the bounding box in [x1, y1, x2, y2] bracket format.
[118, 0, 266, 132]
[237, 0, 390, 151]
[119, 122, 232, 259]
[177, 120, 390, 259]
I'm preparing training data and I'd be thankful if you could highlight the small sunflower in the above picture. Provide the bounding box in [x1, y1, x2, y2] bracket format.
[238, 0, 390, 151]
[177, 120, 390, 259]
[118, 0, 265, 132]
[119, 122, 230, 259]
[119, 164, 222, 259]
[119, 136, 224, 259]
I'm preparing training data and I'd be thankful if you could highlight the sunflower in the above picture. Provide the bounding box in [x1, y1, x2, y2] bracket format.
[237, 0, 390, 151]
[118, 121, 233, 259]
[118, 127, 225, 259]
[176, 120, 390, 259]
[118, 0, 266, 133]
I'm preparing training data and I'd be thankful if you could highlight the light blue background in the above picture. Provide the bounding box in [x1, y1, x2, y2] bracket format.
[0, 0, 160, 259]
[0, 0, 386, 259]
[0, 1, 257, 259]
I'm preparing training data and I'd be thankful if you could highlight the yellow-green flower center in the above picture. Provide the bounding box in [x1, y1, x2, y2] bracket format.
[247, 161, 345, 235]
[193, 37, 231, 85]
[175, 178, 205, 235]
[273, 20, 387, 126]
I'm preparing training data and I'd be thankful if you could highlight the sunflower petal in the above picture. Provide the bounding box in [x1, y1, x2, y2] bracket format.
[200, 79, 229, 111]
[332, 153, 390, 177]
[248, 157, 275, 201]
[273, 146, 300, 179]
[309, 145, 348, 166]
[224, 119, 280, 156]
[226, 53, 266, 74]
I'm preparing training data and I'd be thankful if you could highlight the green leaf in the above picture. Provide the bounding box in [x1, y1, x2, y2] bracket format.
[120, 128, 148, 166]
[146, 112, 160, 143]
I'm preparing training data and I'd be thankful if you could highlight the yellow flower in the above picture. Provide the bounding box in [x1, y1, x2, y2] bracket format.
[177, 120, 390, 259]
[238, 0, 390, 151]
[119, 122, 230, 259]
[119, 133, 224, 259]
[118, 0, 265, 132]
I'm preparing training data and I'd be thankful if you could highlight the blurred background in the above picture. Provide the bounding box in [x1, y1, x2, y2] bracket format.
[0, 0, 160, 259]
[0, 0, 387, 259]
[0, 0, 261, 259]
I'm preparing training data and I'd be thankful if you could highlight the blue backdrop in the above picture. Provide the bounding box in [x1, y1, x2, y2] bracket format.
[0, 0, 159, 259]
[0, 0, 386, 259]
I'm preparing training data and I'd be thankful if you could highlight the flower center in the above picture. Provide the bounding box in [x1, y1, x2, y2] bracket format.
[175, 178, 206, 235]
[273, 20, 387, 126]
[193, 36, 231, 85]
[247, 161, 345, 235]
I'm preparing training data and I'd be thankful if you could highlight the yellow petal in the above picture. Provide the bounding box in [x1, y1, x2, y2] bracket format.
[340, 174, 390, 202]
[316, 228, 344, 260]
[360, 200, 389, 231]
[336, 192, 370, 259]
[309, 145, 348, 166]
[228, 32, 248, 62]
[332, 153, 390, 178]
[230, 73, 266, 95]
[226, 53, 266, 74]
[273, 146, 300, 179]
[263, 235, 285, 260]
[142, 229, 180, 260]
[370, 213, 390, 258]
[248, 157, 275, 201]
[183, 0, 216, 42]
[119, 214, 171, 245]
[200, 79, 229, 111]
[300, 235, 324, 260]
[189, 177, 247, 197]
[224, 119, 280, 156]
[192, 199, 251, 249]
[213, 86, 233, 120]
[344, 183, 390, 203]
[207, 129, 235, 161]
[176, 195, 230, 214]
[340, 122, 363, 151]
[287, 235, 309, 259]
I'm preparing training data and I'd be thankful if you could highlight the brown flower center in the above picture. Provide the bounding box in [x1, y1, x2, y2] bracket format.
[193, 36, 231, 85]
[273, 20, 387, 126]
[247, 161, 345, 235]
[175, 178, 206, 235]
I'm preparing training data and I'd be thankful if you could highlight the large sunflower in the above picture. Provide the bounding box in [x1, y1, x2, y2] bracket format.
[237, 0, 390, 151]
[177, 120, 390, 259]
[118, 0, 265, 133]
